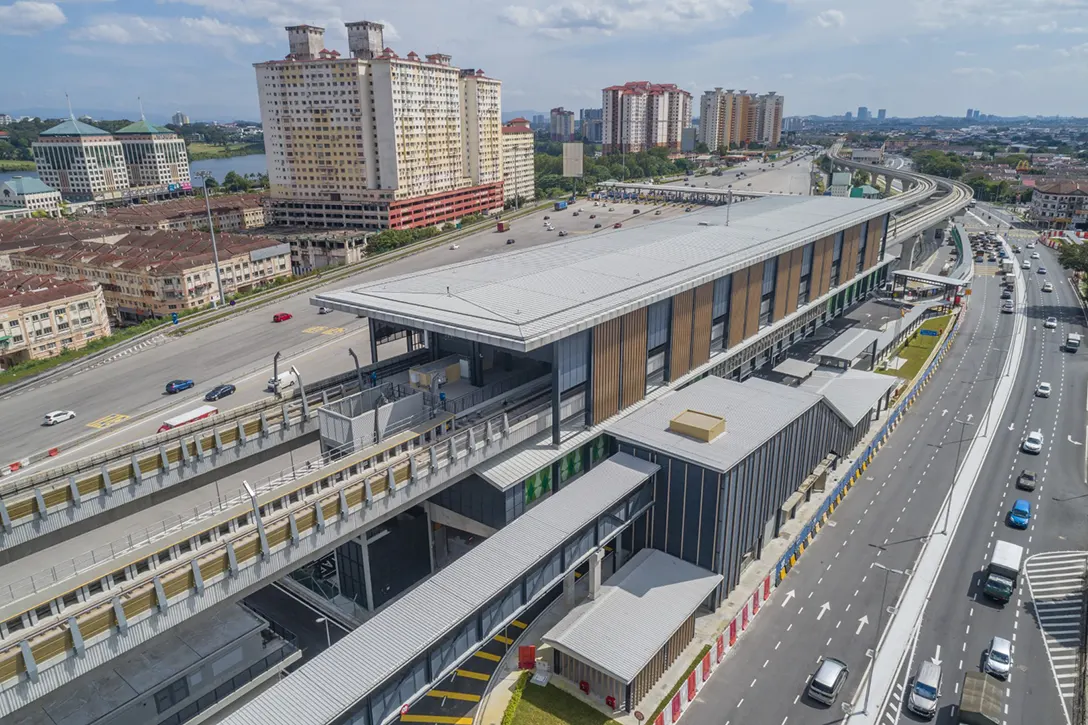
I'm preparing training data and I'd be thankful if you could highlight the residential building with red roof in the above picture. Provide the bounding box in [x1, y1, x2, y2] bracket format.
[0, 270, 111, 368]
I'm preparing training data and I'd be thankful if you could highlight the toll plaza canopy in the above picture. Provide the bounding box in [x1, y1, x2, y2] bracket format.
[314, 195, 901, 353]
[891, 269, 969, 288]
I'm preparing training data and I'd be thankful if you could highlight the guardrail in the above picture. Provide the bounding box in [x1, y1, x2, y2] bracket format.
[0, 388, 584, 714]
[0, 350, 429, 552]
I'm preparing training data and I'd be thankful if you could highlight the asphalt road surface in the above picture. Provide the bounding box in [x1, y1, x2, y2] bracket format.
[0, 163, 815, 468]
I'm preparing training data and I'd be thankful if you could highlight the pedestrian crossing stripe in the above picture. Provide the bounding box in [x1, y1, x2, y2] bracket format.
[426, 690, 481, 703]
[86, 413, 130, 429]
[473, 651, 501, 662]
[455, 669, 490, 681]
[494, 635, 514, 645]
[400, 716, 474, 724]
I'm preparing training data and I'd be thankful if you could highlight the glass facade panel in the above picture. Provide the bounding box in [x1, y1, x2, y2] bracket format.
[830, 231, 844, 287]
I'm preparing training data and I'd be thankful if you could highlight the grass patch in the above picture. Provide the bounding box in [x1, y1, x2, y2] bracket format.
[0, 160, 36, 171]
[648, 644, 711, 723]
[878, 314, 952, 381]
[186, 142, 264, 161]
[512, 682, 620, 725]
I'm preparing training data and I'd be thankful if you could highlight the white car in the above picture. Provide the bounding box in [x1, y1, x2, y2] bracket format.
[1031, 252, 1040, 259]
[449, 244, 460, 250]
[1022, 430, 1044, 454]
[1036, 382, 1052, 398]
[43, 410, 76, 426]
[1042, 281, 1054, 293]
[1021, 260, 1031, 270]
[1026, 242, 1036, 248]
[984, 636, 1012, 679]
[1045, 317, 1058, 329]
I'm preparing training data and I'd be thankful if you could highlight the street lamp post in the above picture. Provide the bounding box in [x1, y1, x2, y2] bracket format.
[864, 563, 907, 713]
[939, 417, 976, 535]
[195, 171, 226, 308]
[315, 616, 332, 649]
[273, 351, 281, 398]
[348, 348, 365, 395]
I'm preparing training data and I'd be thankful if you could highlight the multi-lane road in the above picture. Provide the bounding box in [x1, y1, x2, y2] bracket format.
[683, 213, 1088, 724]
[0, 163, 815, 469]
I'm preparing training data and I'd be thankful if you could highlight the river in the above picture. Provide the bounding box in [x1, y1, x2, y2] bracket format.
[0, 154, 268, 187]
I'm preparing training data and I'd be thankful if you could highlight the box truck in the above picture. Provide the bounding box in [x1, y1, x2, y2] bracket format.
[982, 540, 1023, 603]
[958, 671, 1001, 725]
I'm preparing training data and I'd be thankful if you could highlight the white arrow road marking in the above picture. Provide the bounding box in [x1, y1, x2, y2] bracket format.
[942, 409, 948, 417]
[933, 645, 942, 666]
[856, 616, 869, 635]
[1068, 435, 1083, 446]
[1009, 423, 1015, 431]
[966, 413, 974, 422]
[782, 590, 796, 607]
[818, 602, 830, 621]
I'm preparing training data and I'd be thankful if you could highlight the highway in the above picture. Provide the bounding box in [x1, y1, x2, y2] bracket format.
[682, 227, 1007, 725]
[0, 163, 813, 470]
[684, 214, 1088, 725]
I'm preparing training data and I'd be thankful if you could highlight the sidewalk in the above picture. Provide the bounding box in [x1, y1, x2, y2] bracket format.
[475, 305, 964, 725]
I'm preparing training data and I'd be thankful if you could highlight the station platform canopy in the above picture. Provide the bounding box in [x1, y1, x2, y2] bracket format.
[892, 269, 969, 288]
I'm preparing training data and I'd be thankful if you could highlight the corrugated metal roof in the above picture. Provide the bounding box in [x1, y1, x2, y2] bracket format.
[541, 549, 722, 684]
[799, 367, 899, 427]
[607, 377, 823, 474]
[892, 269, 969, 287]
[816, 327, 881, 363]
[221, 453, 659, 725]
[315, 195, 899, 352]
[773, 358, 819, 379]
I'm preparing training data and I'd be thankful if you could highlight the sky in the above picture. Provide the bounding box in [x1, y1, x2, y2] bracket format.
[2, 0, 1087, 123]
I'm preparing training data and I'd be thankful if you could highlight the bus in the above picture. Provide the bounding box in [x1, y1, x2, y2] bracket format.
[158, 405, 219, 433]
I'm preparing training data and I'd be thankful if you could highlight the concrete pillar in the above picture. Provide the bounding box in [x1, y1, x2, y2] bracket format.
[360, 535, 376, 612]
[367, 317, 379, 365]
[588, 550, 603, 600]
[563, 569, 578, 608]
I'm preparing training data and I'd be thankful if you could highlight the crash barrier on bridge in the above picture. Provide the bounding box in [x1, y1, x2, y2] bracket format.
[0, 390, 584, 710]
[774, 308, 962, 583]
[0, 351, 430, 551]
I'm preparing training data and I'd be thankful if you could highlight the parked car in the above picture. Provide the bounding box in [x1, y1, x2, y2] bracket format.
[166, 379, 195, 394]
[205, 384, 237, 402]
[272, 312, 292, 323]
[318, 306, 332, 314]
[1016, 469, 1037, 491]
[43, 410, 76, 426]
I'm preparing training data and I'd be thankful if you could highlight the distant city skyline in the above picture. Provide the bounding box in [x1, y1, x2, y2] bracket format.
[2, 0, 1087, 120]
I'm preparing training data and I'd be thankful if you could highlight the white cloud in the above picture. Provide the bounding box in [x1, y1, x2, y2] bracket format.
[814, 9, 845, 27]
[71, 14, 262, 45]
[951, 66, 995, 76]
[0, 1, 66, 35]
[376, 18, 399, 40]
[500, 0, 751, 34]
[780, 72, 794, 79]
[954, 50, 973, 56]
[1013, 43, 1039, 50]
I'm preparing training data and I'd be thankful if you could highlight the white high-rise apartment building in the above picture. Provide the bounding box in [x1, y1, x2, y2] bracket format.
[32, 118, 130, 202]
[171, 111, 190, 126]
[501, 118, 535, 204]
[602, 81, 691, 154]
[755, 92, 784, 146]
[254, 22, 504, 230]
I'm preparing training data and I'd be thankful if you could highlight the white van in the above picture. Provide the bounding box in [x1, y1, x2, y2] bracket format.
[267, 371, 298, 393]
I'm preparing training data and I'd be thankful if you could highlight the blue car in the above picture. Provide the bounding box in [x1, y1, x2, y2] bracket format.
[1038, 266, 1047, 275]
[1007, 499, 1032, 529]
[165, 379, 195, 394]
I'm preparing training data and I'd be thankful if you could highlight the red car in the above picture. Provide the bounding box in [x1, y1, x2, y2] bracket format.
[613, 222, 623, 229]
[273, 312, 292, 323]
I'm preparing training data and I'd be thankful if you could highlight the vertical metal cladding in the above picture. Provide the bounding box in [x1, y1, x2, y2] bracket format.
[814, 234, 834, 297]
[784, 246, 804, 316]
[691, 282, 714, 368]
[668, 289, 694, 382]
[772, 251, 792, 322]
[864, 215, 884, 270]
[592, 317, 622, 424]
[621, 308, 648, 409]
[727, 266, 749, 348]
[843, 223, 862, 279]
[743, 261, 762, 338]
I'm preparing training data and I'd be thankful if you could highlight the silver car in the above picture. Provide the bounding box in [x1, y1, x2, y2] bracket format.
[984, 636, 1012, 679]
[808, 657, 849, 705]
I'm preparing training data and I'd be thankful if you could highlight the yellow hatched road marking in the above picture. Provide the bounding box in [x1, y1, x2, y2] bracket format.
[321, 327, 345, 335]
[400, 716, 474, 724]
[86, 413, 130, 429]
[302, 326, 328, 334]
[473, 651, 501, 662]
[455, 669, 490, 681]
[510, 621, 528, 630]
[427, 690, 481, 702]
[494, 635, 514, 645]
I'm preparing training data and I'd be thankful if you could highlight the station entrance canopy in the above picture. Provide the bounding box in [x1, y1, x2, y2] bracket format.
[891, 269, 969, 289]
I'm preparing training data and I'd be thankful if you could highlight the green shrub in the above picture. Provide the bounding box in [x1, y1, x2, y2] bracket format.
[502, 671, 533, 725]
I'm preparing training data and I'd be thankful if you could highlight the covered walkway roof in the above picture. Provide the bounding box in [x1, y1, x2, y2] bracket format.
[222, 452, 659, 725]
[815, 327, 881, 364]
[542, 549, 721, 684]
[892, 269, 969, 288]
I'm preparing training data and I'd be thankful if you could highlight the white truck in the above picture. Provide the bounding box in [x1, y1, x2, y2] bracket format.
[983, 540, 1023, 604]
[267, 370, 298, 393]
[1066, 333, 1082, 353]
[1000, 259, 1015, 275]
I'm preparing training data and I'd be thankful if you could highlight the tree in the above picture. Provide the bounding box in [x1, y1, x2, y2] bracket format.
[1059, 243, 1088, 275]
[222, 171, 251, 193]
[694, 141, 710, 154]
[852, 171, 871, 186]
